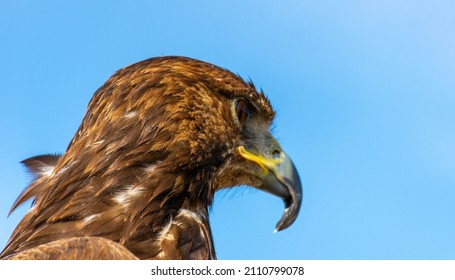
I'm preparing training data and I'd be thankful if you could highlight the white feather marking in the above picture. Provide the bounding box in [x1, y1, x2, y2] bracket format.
[144, 161, 162, 174]
[92, 139, 105, 146]
[177, 208, 204, 224]
[56, 161, 77, 175]
[124, 111, 138, 119]
[83, 214, 100, 224]
[156, 217, 174, 242]
[37, 165, 54, 177]
[156, 251, 167, 259]
[145, 164, 157, 173]
[113, 185, 144, 206]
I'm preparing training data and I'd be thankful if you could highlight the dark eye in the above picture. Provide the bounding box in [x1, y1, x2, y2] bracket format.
[235, 99, 251, 125]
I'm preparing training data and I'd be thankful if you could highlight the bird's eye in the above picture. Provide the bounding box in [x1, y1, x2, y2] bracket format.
[235, 99, 251, 126]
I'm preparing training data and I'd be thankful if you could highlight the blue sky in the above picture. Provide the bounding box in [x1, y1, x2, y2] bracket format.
[1, 0, 454, 259]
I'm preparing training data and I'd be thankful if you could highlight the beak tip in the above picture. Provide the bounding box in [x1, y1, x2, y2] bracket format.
[275, 207, 302, 232]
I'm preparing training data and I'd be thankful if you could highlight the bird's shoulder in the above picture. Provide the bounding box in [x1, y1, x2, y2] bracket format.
[3, 236, 138, 260]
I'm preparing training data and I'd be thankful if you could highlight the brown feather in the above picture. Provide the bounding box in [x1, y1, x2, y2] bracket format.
[5, 237, 138, 260]
[1, 56, 275, 260]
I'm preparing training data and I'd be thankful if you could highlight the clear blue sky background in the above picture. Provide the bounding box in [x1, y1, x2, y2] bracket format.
[1, 1, 454, 259]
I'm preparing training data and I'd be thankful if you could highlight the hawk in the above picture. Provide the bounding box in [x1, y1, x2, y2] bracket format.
[1, 56, 302, 260]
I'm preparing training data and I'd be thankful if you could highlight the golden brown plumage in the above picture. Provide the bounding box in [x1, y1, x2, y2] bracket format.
[1, 56, 301, 260]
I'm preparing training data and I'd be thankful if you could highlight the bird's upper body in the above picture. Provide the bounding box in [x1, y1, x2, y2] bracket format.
[1, 56, 301, 260]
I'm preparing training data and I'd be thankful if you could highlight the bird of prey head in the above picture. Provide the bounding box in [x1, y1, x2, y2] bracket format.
[1, 56, 302, 260]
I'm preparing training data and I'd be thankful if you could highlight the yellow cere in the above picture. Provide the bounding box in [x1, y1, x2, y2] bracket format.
[236, 146, 285, 174]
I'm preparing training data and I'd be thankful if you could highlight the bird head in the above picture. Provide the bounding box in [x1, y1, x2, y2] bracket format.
[22, 57, 301, 231]
[78, 56, 302, 232]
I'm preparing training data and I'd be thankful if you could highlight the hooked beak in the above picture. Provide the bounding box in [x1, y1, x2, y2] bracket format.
[237, 144, 302, 232]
